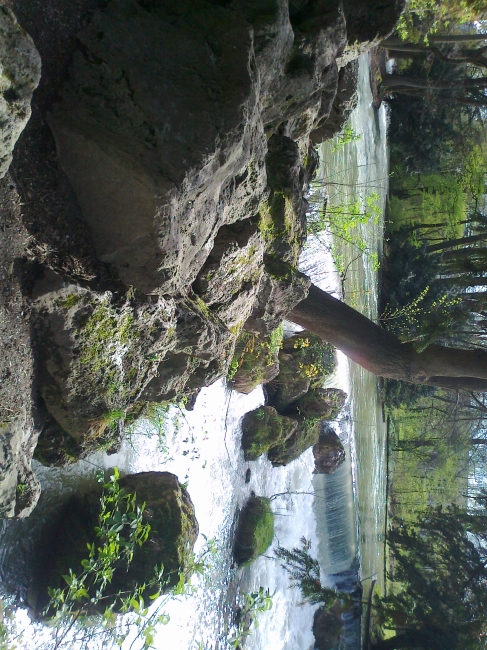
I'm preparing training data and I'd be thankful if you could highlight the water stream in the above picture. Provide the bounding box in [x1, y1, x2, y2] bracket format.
[0, 54, 388, 650]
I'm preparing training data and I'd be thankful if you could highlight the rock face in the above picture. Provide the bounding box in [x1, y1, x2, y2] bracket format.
[233, 495, 274, 566]
[31, 471, 198, 614]
[312, 423, 346, 474]
[310, 60, 359, 145]
[0, 7, 40, 179]
[0, 0, 404, 516]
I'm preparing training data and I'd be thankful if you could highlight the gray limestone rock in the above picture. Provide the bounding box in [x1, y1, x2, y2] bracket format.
[0, 7, 41, 178]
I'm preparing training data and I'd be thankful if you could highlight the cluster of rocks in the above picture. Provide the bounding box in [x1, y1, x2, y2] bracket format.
[240, 330, 347, 469]
[0, 0, 403, 522]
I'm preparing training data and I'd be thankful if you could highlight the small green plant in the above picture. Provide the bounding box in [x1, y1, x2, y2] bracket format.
[230, 587, 273, 649]
[307, 187, 381, 270]
[331, 124, 361, 152]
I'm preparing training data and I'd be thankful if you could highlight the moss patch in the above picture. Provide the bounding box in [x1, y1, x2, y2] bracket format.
[233, 496, 274, 565]
[241, 405, 297, 461]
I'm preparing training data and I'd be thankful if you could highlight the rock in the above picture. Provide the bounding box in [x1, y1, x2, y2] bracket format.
[267, 417, 321, 467]
[230, 330, 281, 395]
[269, 331, 336, 411]
[292, 387, 347, 420]
[32, 471, 199, 614]
[339, 0, 407, 66]
[310, 60, 359, 145]
[312, 423, 346, 474]
[46, 0, 349, 294]
[33, 271, 235, 444]
[313, 605, 343, 650]
[241, 406, 298, 461]
[233, 496, 274, 565]
[0, 7, 41, 178]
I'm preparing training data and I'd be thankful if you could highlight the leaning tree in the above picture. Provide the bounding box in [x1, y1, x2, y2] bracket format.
[289, 284, 487, 391]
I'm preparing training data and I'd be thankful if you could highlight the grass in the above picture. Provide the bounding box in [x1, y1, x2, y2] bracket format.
[234, 496, 275, 566]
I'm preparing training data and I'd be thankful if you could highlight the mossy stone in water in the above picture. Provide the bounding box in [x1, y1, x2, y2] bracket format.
[32, 471, 198, 614]
[233, 496, 274, 566]
[241, 406, 297, 461]
[291, 388, 347, 420]
[267, 417, 321, 467]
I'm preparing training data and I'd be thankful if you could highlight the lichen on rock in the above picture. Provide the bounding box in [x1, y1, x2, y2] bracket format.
[269, 330, 336, 412]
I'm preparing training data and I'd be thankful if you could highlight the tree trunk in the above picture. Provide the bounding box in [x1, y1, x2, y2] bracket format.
[382, 75, 487, 91]
[427, 233, 487, 253]
[381, 35, 487, 48]
[289, 285, 487, 390]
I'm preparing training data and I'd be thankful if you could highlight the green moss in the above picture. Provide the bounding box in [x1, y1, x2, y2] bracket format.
[55, 293, 82, 309]
[234, 496, 274, 565]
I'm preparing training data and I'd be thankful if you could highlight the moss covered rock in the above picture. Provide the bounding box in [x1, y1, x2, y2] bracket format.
[233, 496, 274, 566]
[267, 417, 321, 467]
[292, 388, 347, 420]
[32, 471, 198, 614]
[270, 331, 336, 411]
[230, 328, 282, 395]
[241, 406, 298, 461]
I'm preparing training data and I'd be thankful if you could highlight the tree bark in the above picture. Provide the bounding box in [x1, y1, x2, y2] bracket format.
[289, 285, 487, 390]
[381, 35, 487, 48]
[427, 233, 487, 253]
[382, 75, 487, 91]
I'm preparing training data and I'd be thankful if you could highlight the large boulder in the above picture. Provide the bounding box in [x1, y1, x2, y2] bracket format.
[0, 7, 40, 178]
[32, 270, 235, 446]
[267, 417, 321, 467]
[313, 605, 343, 650]
[312, 423, 346, 474]
[241, 405, 298, 461]
[291, 387, 347, 420]
[233, 495, 274, 566]
[230, 331, 282, 395]
[31, 471, 199, 614]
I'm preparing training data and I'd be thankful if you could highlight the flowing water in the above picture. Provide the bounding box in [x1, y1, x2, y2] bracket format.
[0, 54, 388, 650]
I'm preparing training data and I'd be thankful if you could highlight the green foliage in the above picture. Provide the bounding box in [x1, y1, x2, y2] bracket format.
[229, 588, 273, 649]
[1, 470, 213, 650]
[331, 124, 361, 152]
[378, 504, 487, 649]
[234, 497, 275, 565]
[386, 388, 470, 526]
[308, 184, 381, 270]
[275, 538, 355, 608]
[395, 0, 485, 43]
